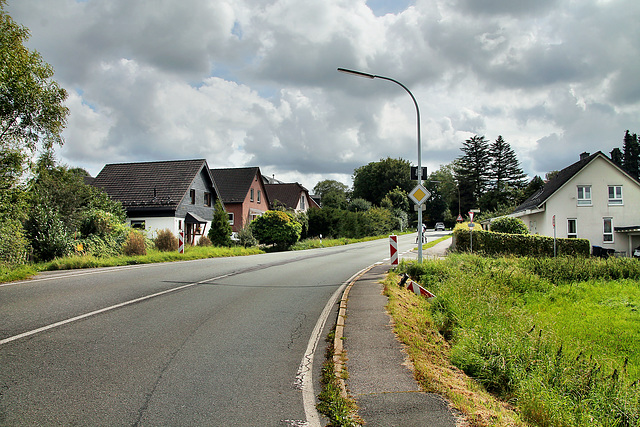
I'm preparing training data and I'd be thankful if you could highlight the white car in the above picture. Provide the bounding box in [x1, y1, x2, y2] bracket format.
[435, 222, 445, 231]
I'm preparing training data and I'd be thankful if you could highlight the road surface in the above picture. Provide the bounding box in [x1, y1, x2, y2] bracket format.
[0, 232, 447, 426]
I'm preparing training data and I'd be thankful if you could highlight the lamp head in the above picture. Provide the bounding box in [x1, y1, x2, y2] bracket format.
[337, 68, 375, 79]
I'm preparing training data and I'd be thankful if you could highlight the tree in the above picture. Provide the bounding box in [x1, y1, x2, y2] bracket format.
[455, 135, 491, 212]
[352, 157, 412, 206]
[610, 147, 623, 168]
[251, 210, 302, 250]
[0, 1, 68, 177]
[208, 199, 232, 247]
[489, 135, 526, 192]
[313, 179, 349, 209]
[521, 175, 544, 201]
[622, 130, 639, 178]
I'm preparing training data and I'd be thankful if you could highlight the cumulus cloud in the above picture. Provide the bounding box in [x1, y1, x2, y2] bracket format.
[7, 0, 640, 189]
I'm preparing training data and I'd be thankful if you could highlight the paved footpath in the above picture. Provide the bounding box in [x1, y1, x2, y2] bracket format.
[342, 238, 458, 426]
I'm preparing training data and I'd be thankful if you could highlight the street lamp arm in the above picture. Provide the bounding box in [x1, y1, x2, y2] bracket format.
[337, 66, 424, 262]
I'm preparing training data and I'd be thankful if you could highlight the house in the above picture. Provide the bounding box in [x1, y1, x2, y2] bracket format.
[210, 167, 270, 233]
[92, 159, 221, 245]
[263, 182, 320, 212]
[509, 151, 640, 256]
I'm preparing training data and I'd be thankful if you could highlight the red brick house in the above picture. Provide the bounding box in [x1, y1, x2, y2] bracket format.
[210, 167, 270, 233]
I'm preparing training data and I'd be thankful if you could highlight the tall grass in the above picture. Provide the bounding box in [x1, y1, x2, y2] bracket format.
[396, 254, 640, 427]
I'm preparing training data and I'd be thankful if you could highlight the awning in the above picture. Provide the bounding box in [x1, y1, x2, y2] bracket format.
[614, 226, 640, 233]
[185, 212, 207, 224]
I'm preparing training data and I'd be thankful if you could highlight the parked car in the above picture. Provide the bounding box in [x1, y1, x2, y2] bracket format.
[435, 222, 445, 231]
[633, 246, 640, 258]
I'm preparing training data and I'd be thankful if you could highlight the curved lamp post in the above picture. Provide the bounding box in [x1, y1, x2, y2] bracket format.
[337, 67, 424, 262]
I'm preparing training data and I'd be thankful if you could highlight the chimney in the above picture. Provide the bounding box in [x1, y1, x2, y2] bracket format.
[580, 152, 590, 160]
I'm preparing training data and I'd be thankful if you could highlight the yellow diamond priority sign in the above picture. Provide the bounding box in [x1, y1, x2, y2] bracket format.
[409, 184, 431, 205]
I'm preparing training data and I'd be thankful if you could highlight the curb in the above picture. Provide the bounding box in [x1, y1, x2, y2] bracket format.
[332, 262, 384, 399]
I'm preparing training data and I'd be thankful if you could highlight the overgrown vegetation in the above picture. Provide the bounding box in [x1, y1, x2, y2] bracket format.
[317, 328, 362, 427]
[393, 254, 640, 426]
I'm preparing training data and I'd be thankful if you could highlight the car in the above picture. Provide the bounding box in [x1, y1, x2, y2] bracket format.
[435, 222, 445, 231]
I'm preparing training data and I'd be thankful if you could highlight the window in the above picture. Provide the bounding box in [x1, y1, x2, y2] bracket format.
[300, 195, 306, 210]
[228, 213, 234, 225]
[190, 189, 196, 204]
[204, 192, 211, 207]
[567, 219, 577, 238]
[608, 185, 623, 205]
[131, 220, 146, 230]
[603, 217, 614, 243]
[577, 185, 591, 205]
[250, 188, 254, 202]
[257, 190, 261, 203]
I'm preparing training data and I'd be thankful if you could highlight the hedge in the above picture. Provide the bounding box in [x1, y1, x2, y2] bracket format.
[453, 228, 590, 257]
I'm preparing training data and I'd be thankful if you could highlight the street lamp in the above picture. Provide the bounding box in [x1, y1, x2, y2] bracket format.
[337, 67, 425, 262]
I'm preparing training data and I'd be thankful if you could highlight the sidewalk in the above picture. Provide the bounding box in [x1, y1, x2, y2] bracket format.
[336, 238, 457, 426]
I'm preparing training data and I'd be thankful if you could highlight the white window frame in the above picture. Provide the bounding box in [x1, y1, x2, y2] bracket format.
[577, 185, 591, 206]
[567, 218, 577, 238]
[608, 185, 623, 205]
[603, 217, 614, 243]
[228, 213, 234, 225]
[250, 188, 254, 202]
[300, 195, 306, 210]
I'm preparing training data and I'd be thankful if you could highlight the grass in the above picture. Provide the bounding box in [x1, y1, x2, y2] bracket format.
[392, 254, 640, 426]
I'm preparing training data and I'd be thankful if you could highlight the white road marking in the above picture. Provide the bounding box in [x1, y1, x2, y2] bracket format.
[0, 273, 231, 346]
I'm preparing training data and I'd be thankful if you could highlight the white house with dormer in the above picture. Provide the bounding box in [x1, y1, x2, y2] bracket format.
[508, 152, 640, 256]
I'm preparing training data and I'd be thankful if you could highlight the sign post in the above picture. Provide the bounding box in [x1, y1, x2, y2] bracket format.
[409, 184, 432, 262]
[553, 215, 557, 257]
[179, 231, 184, 254]
[468, 211, 475, 253]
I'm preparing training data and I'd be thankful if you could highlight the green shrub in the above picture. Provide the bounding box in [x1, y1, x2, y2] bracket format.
[236, 224, 257, 247]
[25, 205, 73, 262]
[0, 218, 28, 265]
[251, 210, 302, 249]
[122, 230, 147, 256]
[490, 216, 529, 234]
[154, 229, 178, 251]
[454, 228, 589, 257]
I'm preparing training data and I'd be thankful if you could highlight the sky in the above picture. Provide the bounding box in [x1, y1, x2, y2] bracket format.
[7, 0, 640, 192]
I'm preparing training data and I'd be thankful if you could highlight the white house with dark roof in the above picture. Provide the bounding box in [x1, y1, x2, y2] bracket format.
[92, 159, 222, 245]
[508, 152, 640, 256]
[263, 182, 320, 213]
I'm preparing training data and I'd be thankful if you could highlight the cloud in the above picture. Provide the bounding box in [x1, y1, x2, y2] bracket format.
[7, 0, 640, 190]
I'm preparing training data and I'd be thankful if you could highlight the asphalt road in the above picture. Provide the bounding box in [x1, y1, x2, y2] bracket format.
[0, 233, 429, 426]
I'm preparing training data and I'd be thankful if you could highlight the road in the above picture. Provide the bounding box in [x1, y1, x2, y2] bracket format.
[0, 231, 447, 426]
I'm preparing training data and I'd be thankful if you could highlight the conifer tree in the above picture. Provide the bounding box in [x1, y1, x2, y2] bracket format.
[622, 130, 639, 178]
[489, 135, 527, 191]
[454, 135, 490, 211]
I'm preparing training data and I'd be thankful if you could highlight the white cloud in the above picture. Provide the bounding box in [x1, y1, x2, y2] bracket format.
[6, 0, 640, 191]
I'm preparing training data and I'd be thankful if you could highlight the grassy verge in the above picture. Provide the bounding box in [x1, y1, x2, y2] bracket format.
[392, 254, 640, 426]
[0, 245, 264, 283]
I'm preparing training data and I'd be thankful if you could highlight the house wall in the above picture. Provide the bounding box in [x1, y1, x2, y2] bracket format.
[516, 156, 640, 255]
[235, 174, 268, 232]
[175, 167, 217, 222]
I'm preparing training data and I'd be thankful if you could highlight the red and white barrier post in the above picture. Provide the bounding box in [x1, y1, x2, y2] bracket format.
[389, 235, 398, 266]
[179, 231, 184, 254]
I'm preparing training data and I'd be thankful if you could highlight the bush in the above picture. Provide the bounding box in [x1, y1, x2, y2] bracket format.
[251, 210, 302, 249]
[197, 235, 212, 247]
[237, 224, 257, 247]
[123, 230, 147, 256]
[154, 229, 178, 251]
[490, 216, 529, 234]
[25, 205, 73, 262]
[0, 218, 28, 265]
